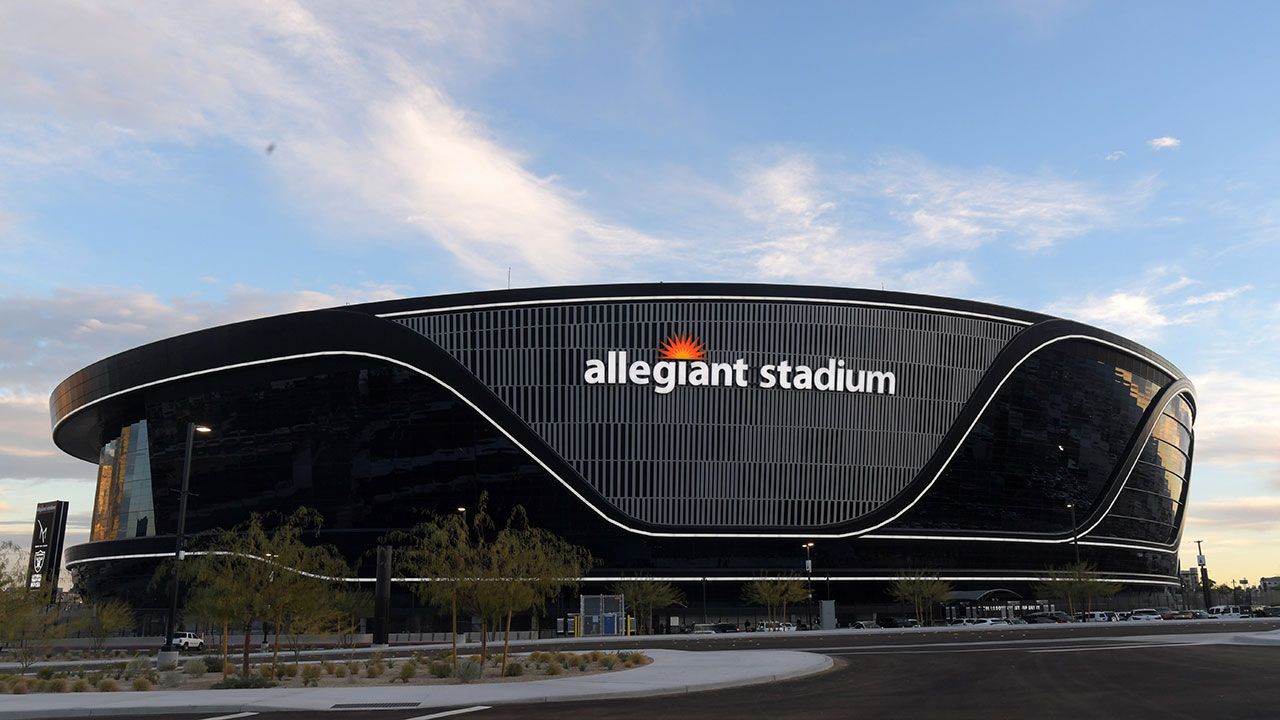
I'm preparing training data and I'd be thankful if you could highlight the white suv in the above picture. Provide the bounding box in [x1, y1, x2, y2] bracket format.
[170, 631, 205, 650]
[1128, 608, 1164, 621]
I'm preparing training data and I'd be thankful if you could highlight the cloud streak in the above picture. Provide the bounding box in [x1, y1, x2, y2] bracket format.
[1148, 136, 1181, 150]
[0, 1, 662, 285]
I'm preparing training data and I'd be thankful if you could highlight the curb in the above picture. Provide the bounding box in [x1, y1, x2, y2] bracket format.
[0, 650, 834, 719]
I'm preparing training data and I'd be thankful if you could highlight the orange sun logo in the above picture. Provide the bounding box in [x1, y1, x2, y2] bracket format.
[658, 334, 706, 361]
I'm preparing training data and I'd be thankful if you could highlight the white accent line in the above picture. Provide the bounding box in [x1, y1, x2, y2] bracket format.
[859, 534, 1179, 554]
[198, 713, 258, 720]
[53, 339, 1191, 541]
[849, 336, 1190, 539]
[403, 707, 491, 720]
[1027, 642, 1198, 654]
[60, 553, 1178, 586]
[374, 294, 1036, 326]
[1077, 387, 1195, 549]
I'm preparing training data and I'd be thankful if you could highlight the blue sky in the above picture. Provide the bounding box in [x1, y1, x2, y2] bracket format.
[2, 1, 1278, 583]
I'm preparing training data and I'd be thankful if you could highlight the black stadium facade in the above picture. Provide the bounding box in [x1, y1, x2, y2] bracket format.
[52, 284, 1195, 621]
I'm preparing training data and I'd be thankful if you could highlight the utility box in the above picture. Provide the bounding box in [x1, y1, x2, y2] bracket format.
[820, 600, 836, 630]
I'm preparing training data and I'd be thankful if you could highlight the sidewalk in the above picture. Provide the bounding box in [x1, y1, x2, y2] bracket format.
[0, 648, 833, 719]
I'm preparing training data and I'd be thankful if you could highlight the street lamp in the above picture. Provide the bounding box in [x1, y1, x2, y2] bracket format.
[803, 542, 815, 628]
[162, 422, 211, 656]
[1195, 540, 1213, 610]
[1065, 502, 1080, 564]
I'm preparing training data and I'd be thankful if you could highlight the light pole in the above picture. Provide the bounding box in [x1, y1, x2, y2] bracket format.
[1065, 502, 1080, 564]
[161, 422, 211, 658]
[803, 542, 814, 628]
[1195, 540, 1213, 610]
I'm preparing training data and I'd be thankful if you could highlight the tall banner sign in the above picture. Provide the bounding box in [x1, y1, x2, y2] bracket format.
[27, 501, 69, 598]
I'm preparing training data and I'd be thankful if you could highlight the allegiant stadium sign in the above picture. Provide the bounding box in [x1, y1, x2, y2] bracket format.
[582, 334, 897, 396]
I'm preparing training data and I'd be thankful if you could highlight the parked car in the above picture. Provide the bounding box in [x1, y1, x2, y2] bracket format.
[970, 618, 1007, 626]
[875, 616, 908, 628]
[1128, 608, 1165, 621]
[1208, 605, 1247, 619]
[1006, 617, 1028, 625]
[1188, 610, 1210, 619]
[1023, 614, 1057, 624]
[1024, 611, 1073, 623]
[1262, 606, 1280, 618]
[692, 623, 717, 634]
[1074, 611, 1112, 622]
[712, 622, 741, 633]
[757, 621, 797, 632]
[1169, 610, 1195, 620]
[849, 620, 872, 629]
[167, 631, 205, 651]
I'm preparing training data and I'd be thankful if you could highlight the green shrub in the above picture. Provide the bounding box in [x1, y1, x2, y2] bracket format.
[36, 668, 55, 680]
[504, 662, 524, 677]
[334, 664, 348, 679]
[566, 654, 583, 668]
[456, 659, 482, 683]
[184, 659, 206, 677]
[284, 663, 299, 678]
[210, 676, 277, 689]
[364, 660, 385, 678]
[46, 677, 69, 693]
[301, 665, 321, 687]
[124, 658, 150, 680]
[160, 670, 183, 689]
[395, 661, 417, 684]
[588, 650, 603, 663]
[71, 679, 90, 692]
[201, 655, 223, 673]
[600, 655, 617, 670]
[346, 661, 360, 676]
[545, 662, 562, 676]
[528, 651, 546, 665]
[428, 661, 452, 679]
[97, 678, 120, 692]
[10, 680, 28, 695]
[132, 677, 154, 691]
[321, 660, 335, 675]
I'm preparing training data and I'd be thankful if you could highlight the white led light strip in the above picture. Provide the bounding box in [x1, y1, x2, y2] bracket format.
[374, 293, 1036, 326]
[62, 551, 1178, 586]
[52, 336, 1191, 544]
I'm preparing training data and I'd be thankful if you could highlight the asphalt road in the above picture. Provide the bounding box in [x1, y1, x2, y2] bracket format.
[32, 620, 1280, 720]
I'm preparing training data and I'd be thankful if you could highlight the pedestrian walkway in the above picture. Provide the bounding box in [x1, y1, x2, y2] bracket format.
[0, 648, 832, 718]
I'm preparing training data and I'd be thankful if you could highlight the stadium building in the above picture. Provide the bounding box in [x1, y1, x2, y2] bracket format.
[52, 284, 1195, 625]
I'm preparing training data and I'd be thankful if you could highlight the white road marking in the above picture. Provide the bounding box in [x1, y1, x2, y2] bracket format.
[404, 706, 492, 720]
[1028, 642, 1199, 653]
[198, 713, 258, 720]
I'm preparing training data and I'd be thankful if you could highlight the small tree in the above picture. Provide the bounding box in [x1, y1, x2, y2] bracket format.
[398, 500, 484, 667]
[332, 587, 374, 647]
[889, 572, 953, 626]
[742, 577, 808, 625]
[184, 579, 242, 679]
[77, 600, 135, 654]
[0, 541, 65, 674]
[612, 578, 684, 635]
[1032, 561, 1120, 616]
[493, 514, 591, 674]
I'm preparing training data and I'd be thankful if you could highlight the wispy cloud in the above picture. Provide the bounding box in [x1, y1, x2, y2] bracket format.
[0, 2, 661, 284]
[1185, 285, 1252, 306]
[718, 151, 1128, 292]
[1186, 496, 1280, 531]
[1045, 291, 1181, 342]
[1105, 150, 1126, 161]
[1148, 136, 1181, 150]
